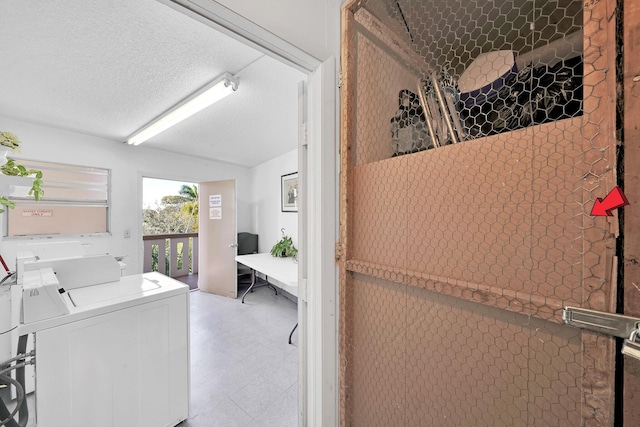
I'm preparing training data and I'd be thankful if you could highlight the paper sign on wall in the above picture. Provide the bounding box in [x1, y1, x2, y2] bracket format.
[209, 207, 222, 220]
[209, 194, 222, 207]
[22, 209, 53, 217]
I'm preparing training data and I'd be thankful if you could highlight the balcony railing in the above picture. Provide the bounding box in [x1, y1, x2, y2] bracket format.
[143, 233, 198, 278]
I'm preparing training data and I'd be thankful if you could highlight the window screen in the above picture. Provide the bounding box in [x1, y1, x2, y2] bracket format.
[4, 159, 110, 237]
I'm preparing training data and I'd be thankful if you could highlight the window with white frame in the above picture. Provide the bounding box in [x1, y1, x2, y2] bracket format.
[3, 159, 110, 237]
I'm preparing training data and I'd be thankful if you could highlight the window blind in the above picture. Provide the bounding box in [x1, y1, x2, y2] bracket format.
[4, 159, 110, 237]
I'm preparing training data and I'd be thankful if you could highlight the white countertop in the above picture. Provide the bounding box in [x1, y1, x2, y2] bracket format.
[235, 253, 298, 296]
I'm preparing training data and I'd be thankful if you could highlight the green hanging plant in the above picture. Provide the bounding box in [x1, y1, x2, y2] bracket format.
[0, 131, 44, 213]
[0, 132, 20, 150]
[270, 231, 298, 258]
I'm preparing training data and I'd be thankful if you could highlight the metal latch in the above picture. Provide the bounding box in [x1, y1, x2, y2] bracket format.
[563, 306, 640, 361]
[623, 331, 640, 361]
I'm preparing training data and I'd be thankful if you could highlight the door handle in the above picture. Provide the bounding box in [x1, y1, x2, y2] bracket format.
[562, 307, 640, 338]
[563, 306, 640, 362]
[229, 243, 238, 248]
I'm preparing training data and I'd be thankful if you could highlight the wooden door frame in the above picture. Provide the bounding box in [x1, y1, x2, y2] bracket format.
[623, 0, 640, 424]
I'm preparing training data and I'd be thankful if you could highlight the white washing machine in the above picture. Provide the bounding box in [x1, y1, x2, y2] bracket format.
[7, 248, 190, 427]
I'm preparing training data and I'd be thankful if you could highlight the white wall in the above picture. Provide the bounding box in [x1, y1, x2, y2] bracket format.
[0, 116, 253, 273]
[250, 149, 298, 254]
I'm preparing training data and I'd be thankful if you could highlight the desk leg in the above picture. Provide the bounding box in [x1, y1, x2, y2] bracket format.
[241, 271, 280, 303]
[288, 323, 298, 345]
[265, 275, 278, 296]
[241, 269, 257, 303]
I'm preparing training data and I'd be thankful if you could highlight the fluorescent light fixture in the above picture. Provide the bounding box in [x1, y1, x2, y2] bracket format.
[126, 72, 239, 146]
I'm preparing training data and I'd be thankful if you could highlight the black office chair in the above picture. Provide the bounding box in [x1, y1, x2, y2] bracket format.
[237, 232, 258, 284]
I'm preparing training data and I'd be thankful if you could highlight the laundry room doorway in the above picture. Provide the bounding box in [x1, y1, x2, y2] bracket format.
[142, 176, 199, 290]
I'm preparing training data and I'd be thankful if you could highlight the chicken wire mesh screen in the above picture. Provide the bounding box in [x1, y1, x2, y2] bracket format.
[341, 0, 618, 425]
[352, 0, 583, 164]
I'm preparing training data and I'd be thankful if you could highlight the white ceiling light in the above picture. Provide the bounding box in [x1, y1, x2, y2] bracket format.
[126, 72, 239, 146]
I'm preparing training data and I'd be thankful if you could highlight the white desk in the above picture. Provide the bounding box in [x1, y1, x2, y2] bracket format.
[235, 253, 298, 299]
[235, 253, 299, 343]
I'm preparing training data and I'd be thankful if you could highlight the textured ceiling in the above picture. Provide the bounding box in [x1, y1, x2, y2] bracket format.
[0, 0, 307, 167]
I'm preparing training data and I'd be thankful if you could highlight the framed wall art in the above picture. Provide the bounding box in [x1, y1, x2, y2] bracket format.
[281, 172, 298, 212]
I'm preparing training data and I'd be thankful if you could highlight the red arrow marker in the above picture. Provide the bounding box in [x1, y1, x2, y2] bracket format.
[590, 186, 629, 216]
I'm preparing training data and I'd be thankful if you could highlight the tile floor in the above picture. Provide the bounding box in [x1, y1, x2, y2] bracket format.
[176, 272, 199, 291]
[12, 281, 298, 427]
[183, 284, 299, 427]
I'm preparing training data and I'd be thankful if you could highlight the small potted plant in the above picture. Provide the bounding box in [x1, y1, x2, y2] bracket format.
[270, 228, 298, 258]
[0, 131, 44, 213]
